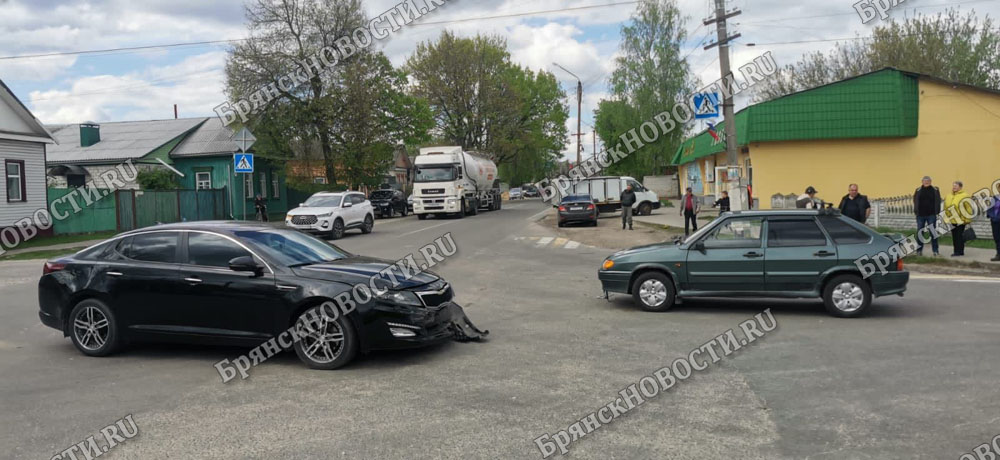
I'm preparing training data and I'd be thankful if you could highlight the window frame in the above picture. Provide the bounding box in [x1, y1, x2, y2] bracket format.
[244, 173, 254, 198]
[272, 176, 280, 198]
[699, 216, 764, 249]
[5, 159, 26, 203]
[766, 217, 831, 248]
[195, 171, 212, 190]
[125, 231, 181, 264]
[259, 171, 267, 199]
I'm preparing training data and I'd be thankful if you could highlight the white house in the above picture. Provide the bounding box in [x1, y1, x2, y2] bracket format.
[0, 79, 56, 239]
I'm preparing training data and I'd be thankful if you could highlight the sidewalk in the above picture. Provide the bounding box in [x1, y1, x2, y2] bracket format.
[2, 239, 105, 257]
[633, 211, 999, 265]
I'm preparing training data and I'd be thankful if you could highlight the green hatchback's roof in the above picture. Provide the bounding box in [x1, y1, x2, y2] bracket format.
[672, 68, 920, 165]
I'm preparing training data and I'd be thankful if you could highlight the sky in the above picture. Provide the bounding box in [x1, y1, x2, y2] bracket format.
[1, 0, 996, 161]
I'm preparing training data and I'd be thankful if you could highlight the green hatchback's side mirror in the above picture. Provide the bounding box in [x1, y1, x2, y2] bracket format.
[693, 240, 706, 253]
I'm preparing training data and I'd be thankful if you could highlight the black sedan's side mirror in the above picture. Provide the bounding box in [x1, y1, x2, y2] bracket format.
[229, 256, 263, 276]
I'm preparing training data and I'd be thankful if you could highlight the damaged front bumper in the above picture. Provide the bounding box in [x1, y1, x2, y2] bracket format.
[364, 301, 488, 351]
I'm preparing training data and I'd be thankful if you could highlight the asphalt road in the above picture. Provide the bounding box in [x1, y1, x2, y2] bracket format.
[2, 200, 999, 459]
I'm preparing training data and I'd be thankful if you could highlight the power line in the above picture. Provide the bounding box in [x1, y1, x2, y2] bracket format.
[0, 1, 640, 61]
[738, 0, 993, 25]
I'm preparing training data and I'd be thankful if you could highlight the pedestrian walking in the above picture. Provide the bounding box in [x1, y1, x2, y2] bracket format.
[988, 192, 1000, 262]
[944, 181, 971, 257]
[913, 176, 942, 256]
[838, 184, 871, 223]
[796, 186, 820, 209]
[621, 184, 636, 230]
[680, 187, 701, 235]
[712, 191, 730, 215]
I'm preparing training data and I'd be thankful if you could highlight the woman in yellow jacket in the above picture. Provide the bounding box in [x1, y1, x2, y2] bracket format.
[944, 181, 972, 256]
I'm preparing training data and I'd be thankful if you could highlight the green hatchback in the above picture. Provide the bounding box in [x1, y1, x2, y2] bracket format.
[598, 209, 909, 317]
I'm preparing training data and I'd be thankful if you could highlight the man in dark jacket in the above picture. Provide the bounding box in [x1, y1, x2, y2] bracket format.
[838, 184, 871, 223]
[679, 187, 701, 235]
[621, 185, 636, 230]
[913, 176, 942, 256]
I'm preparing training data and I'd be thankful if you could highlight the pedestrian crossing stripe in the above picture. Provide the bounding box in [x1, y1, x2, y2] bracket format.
[514, 236, 592, 249]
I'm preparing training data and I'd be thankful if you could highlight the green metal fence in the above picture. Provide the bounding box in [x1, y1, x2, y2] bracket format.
[116, 189, 229, 232]
[48, 187, 117, 235]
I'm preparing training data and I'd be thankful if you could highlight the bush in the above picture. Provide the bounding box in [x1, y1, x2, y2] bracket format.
[137, 169, 178, 190]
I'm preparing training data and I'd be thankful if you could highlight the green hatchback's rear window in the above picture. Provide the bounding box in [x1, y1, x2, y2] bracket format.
[819, 217, 871, 244]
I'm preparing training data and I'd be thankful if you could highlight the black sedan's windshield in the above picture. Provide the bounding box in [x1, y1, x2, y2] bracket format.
[234, 229, 349, 266]
[414, 165, 457, 182]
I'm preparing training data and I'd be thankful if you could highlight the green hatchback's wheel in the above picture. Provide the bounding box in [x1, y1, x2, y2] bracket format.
[631, 272, 675, 312]
[823, 274, 872, 318]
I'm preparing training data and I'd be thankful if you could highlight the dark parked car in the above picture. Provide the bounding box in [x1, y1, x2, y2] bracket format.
[558, 194, 599, 227]
[370, 189, 408, 218]
[38, 222, 484, 370]
[598, 209, 909, 317]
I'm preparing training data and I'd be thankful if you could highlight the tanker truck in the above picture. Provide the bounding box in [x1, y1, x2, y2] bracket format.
[412, 146, 502, 220]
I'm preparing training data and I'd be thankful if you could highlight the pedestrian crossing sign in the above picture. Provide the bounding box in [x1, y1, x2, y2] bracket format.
[234, 153, 254, 173]
[693, 92, 720, 119]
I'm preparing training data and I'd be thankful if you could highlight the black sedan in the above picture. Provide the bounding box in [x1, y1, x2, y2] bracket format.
[38, 222, 484, 370]
[557, 194, 599, 227]
[369, 189, 408, 218]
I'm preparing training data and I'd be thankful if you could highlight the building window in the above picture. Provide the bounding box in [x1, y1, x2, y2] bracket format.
[244, 173, 253, 198]
[272, 177, 280, 198]
[195, 172, 212, 190]
[5, 160, 25, 202]
[259, 172, 267, 198]
[67, 173, 86, 188]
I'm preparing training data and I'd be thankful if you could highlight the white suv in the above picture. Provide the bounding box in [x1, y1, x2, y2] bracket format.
[285, 192, 374, 239]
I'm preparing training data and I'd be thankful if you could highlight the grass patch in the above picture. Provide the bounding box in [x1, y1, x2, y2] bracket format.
[874, 226, 996, 250]
[0, 247, 85, 261]
[660, 200, 673, 208]
[13, 231, 115, 251]
[904, 254, 1000, 271]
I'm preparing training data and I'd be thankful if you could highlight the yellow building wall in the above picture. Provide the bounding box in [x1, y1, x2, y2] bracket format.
[749, 80, 1000, 208]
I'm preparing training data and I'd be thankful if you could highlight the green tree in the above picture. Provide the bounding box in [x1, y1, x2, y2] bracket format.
[136, 169, 179, 190]
[406, 31, 568, 183]
[596, 0, 693, 177]
[755, 9, 1000, 101]
[225, 0, 430, 186]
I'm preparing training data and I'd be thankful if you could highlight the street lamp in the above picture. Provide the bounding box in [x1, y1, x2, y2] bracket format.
[552, 62, 583, 166]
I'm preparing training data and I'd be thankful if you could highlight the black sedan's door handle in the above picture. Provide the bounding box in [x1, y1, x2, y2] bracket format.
[183, 277, 203, 284]
[743, 251, 763, 258]
[813, 250, 836, 257]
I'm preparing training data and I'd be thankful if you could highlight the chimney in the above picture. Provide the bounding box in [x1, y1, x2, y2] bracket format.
[80, 122, 100, 147]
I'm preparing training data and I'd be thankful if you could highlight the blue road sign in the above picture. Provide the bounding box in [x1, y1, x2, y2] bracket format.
[234, 153, 254, 173]
[693, 93, 720, 119]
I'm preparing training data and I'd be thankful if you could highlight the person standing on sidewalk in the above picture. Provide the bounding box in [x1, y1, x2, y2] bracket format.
[838, 184, 871, 223]
[988, 193, 1000, 262]
[944, 181, 971, 257]
[712, 191, 730, 215]
[621, 184, 636, 230]
[679, 187, 700, 235]
[913, 176, 942, 256]
[796, 186, 820, 209]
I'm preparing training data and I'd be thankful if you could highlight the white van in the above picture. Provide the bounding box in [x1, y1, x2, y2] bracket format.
[557, 176, 660, 215]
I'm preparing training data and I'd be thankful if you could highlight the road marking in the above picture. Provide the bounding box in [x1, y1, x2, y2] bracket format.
[564, 240, 580, 249]
[536, 237, 553, 247]
[553, 237, 568, 248]
[397, 220, 453, 238]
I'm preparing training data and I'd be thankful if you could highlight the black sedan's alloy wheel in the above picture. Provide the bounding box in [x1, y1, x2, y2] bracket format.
[69, 299, 120, 356]
[632, 272, 675, 312]
[361, 215, 374, 234]
[292, 306, 358, 370]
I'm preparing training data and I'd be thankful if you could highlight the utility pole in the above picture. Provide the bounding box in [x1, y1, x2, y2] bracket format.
[553, 62, 583, 165]
[704, 0, 741, 170]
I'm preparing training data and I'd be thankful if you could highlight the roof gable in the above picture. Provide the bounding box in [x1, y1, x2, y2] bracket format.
[0, 79, 55, 144]
[170, 117, 241, 157]
[46, 118, 206, 164]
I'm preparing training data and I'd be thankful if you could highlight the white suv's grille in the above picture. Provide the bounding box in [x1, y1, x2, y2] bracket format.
[292, 215, 318, 225]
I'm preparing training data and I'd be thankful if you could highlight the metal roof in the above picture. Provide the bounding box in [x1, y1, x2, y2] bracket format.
[46, 118, 206, 164]
[171, 116, 242, 157]
[672, 68, 921, 165]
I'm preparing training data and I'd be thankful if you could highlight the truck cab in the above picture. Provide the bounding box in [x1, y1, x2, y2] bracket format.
[411, 146, 501, 219]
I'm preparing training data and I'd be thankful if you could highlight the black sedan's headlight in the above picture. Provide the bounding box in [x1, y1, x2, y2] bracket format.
[376, 290, 423, 307]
